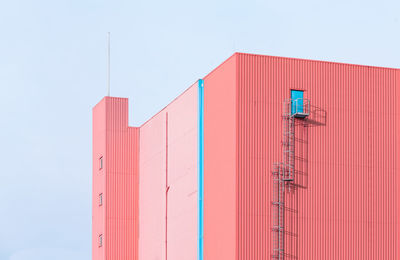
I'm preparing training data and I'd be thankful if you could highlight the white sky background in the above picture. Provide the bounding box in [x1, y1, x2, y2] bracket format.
[0, 0, 399, 259]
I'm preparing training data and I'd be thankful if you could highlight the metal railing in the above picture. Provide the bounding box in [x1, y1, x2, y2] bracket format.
[283, 98, 310, 118]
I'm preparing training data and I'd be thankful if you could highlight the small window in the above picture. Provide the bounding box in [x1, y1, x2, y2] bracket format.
[99, 156, 103, 170]
[99, 193, 103, 206]
[99, 234, 103, 247]
[291, 90, 304, 114]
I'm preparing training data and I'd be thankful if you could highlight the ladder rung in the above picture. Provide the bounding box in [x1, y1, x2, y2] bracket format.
[272, 226, 284, 229]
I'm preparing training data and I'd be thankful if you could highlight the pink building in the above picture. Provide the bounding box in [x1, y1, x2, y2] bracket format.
[93, 53, 400, 260]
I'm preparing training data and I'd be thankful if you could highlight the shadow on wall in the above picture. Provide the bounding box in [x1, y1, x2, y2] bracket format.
[306, 105, 327, 127]
[284, 106, 326, 260]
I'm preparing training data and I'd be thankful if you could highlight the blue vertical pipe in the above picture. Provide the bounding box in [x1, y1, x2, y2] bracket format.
[198, 79, 204, 260]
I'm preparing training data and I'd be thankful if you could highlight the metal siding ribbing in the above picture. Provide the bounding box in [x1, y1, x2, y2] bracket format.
[104, 97, 139, 260]
[236, 53, 399, 260]
[93, 99, 107, 260]
[93, 53, 400, 260]
[397, 69, 400, 256]
[237, 54, 270, 260]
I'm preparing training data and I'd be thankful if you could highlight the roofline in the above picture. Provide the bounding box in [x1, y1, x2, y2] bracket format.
[132, 51, 399, 127]
[202, 53, 237, 80]
[139, 53, 238, 128]
[139, 82, 199, 128]
[235, 52, 400, 71]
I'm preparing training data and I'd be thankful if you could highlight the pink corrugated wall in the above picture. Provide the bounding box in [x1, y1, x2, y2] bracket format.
[138, 110, 166, 260]
[236, 53, 400, 259]
[93, 97, 139, 260]
[93, 99, 107, 260]
[139, 84, 198, 260]
[166, 85, 198, 260]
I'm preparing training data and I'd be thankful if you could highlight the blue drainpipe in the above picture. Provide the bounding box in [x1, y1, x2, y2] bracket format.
[198, 79, 204, 260]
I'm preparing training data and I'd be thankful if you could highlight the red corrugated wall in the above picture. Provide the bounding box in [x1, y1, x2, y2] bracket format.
[235, 53, 400, 259]
[93, 97, 139, 260]
[93, 53, 400, 260]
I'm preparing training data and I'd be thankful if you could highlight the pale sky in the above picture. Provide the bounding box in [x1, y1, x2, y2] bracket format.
[0, 0, 399, 259]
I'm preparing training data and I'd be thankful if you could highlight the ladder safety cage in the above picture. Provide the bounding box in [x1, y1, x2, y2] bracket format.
[271, 97, 310, 260]
[282, 106, 295, 182]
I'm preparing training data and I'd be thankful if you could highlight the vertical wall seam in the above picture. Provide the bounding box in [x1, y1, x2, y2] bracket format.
[165, 112, 169, 260]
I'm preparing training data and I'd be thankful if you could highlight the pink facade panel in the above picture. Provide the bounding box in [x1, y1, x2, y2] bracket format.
[93, 97, 139, 260]
[139, 111, 167, 260]
[139, 84, 198, 260]
[235, 53, 400, 260]
[93, 99, 107, 260]
[165, 85, 198, 260]
[203, 55, 237, 260]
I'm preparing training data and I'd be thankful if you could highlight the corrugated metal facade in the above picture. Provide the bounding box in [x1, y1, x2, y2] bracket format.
[93, 91, 198, 260]
[236, 53, 400, 259]
[93, 53, 400, 260]
[93, 97, 139, 260]
[93, 99, 106, 260]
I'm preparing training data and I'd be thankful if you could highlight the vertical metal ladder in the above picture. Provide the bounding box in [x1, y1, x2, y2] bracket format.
[271, 98, 309, 260]
[271, 163, 285, 260]
[282, 110, 295, 182]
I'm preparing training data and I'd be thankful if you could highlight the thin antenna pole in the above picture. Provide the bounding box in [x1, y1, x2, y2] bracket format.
[107, 32, 111, 96]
